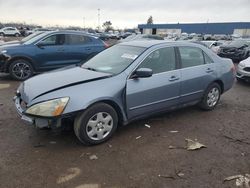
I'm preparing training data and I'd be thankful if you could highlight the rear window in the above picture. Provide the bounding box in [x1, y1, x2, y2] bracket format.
[66, 34, 91, 45]
[179, 47, 204, 68]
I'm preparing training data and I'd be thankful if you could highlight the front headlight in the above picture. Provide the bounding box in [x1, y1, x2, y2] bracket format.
[25, 97, 69, 117]
[1, 50, 7, 54]
[239, 62, 246, 68]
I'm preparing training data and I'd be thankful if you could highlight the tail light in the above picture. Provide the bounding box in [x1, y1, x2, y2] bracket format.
[103, 41, 109, 48]
[231, 64, 236, 77]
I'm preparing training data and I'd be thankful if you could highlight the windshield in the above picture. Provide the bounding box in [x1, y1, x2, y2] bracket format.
[21, 32, 44, 43]
[23, 32, 50, 45]
[82, 45, 145, 74]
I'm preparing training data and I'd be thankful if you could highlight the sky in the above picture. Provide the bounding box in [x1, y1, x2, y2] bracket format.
[0, 0, 249, 29]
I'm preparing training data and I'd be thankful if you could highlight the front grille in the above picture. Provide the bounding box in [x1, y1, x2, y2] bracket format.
[243, 67, 250, 72]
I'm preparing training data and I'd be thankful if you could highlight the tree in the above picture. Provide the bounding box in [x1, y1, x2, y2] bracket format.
[147, 16, 153, 24]
[102, 21, 113, 32]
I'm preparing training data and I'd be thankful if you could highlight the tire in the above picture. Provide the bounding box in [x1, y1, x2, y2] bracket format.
[199, 83, 221, 111]
[74, 103, 118, 145]
[0, 32, 4, 36]
[9, 59, 34, 80]
[15, 33, 20, 37]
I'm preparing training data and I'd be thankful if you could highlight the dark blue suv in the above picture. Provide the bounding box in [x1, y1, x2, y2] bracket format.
[0, 31, 107, 80]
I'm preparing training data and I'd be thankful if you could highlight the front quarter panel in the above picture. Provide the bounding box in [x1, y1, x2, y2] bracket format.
[29, 73, 128, 121]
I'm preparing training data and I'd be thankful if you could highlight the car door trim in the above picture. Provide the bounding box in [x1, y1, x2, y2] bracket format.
[180, 90, 204, 97]
[129, 95, 180, 110]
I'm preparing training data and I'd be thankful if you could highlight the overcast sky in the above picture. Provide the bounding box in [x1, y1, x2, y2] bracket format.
[0, 0, 249, 29]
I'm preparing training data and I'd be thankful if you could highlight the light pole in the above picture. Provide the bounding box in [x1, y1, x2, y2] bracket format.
[83, 17, 85, 29]
[98, 8, 100, 31]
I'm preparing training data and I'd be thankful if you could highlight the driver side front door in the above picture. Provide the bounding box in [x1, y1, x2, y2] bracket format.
[126, 47, 181, 120]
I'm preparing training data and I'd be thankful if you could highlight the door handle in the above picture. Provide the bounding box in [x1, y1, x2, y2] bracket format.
[85, 48, 92, 51]
[169, 76, 180, 82]
[206, 68, 214, 73]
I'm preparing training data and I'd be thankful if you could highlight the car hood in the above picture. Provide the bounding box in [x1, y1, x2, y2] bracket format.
[239, 57, 250, 67]
[19, 66, 112, 103]
[0, 40, 21, 46]
[0, 43, 24, 50]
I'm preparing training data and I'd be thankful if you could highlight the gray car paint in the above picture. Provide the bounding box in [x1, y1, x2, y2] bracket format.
[16, 41, 235, 125]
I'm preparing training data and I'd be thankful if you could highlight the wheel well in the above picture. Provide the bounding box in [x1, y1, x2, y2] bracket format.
[93, 100, 124, 126]
[7, 56, 34, 72]
[214, 80, 224, 93]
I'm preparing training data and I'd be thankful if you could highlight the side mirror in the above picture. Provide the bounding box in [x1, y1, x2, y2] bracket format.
[36, 43, 45, 49]
[131, 68, 153, 79]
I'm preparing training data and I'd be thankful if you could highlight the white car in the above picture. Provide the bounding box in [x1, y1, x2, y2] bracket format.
[237, 57, 250, 82]
[0, 27, 21, 37]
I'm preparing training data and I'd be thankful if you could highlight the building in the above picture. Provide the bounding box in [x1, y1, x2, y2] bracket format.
[138, 22, 250, 37]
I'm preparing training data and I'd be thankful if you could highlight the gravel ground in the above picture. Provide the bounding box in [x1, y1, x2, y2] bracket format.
[0, 73, 250, 188]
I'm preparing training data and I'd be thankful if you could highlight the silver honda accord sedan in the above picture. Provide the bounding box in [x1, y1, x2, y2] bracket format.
[14, 41, 235, 145]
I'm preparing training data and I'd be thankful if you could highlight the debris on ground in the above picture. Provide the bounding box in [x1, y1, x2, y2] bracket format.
[33, 143, 45, 148]
[168, 145, 185, 150]
[222, 134, 250, 145]
[108, 144, 112, 148]
[136, 136, 142, 140]
[89, 155, 98, 160]
[177, 172, 185, 178]
[49, 141, 57, 144]
[169, 131, 179, 133]
[186, 139, 206, 150]
[224, 174, 250, 187]
[144, 124, 151, 128]
[158, 170, 185, 180]
[158, 174, 175, 180]
[0, 84, 10, 90]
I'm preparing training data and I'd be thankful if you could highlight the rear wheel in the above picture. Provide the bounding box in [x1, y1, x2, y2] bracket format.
[15, 33, 20, 37]
[0, 32, 4, 36]
[9, 59, 34, 80]
[74, 103, 118, 145]
[199, 83, 221, 110]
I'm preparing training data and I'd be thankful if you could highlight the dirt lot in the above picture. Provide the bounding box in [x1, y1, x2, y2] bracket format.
[0, 73, 250, 188]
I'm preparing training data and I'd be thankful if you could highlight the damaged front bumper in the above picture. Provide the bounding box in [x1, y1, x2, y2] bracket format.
[0, 53, 11, 72]
[14, 95, 60, 128]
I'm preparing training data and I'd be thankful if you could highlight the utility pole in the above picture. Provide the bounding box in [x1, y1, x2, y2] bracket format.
[98, 8, 100, 31]
[83, 17, 85, 29]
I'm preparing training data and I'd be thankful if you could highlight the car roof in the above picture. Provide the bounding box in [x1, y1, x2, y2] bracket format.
[42, 30, 99, 38]
[119, 40, 203, 48]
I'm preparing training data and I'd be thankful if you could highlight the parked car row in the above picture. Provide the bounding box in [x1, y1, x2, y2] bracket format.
[0, 31, 108, 80]
[0, 27, 21, 37]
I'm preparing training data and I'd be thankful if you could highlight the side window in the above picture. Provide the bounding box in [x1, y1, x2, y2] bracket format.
[179, 47, 204, 68]
[203, 52, 213, 64]
[138, 47, 176, 74]
[66, 34, 91, 45]
[40, 34, 65, 46]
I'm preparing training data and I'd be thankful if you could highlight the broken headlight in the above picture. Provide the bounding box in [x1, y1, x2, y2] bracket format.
[25, 97, 69, 117]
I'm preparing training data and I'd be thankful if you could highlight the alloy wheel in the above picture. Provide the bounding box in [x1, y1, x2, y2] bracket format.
[207, 87, 220, 107]
[11, 62, 32, 80]
[86, 112, 113, 141]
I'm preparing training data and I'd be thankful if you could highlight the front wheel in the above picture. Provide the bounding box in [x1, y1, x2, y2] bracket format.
[15, 33, 20, 37]
[199, 83, 221, 110]
[9, 59, 34, 80]
[74, 103, 118, 145]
